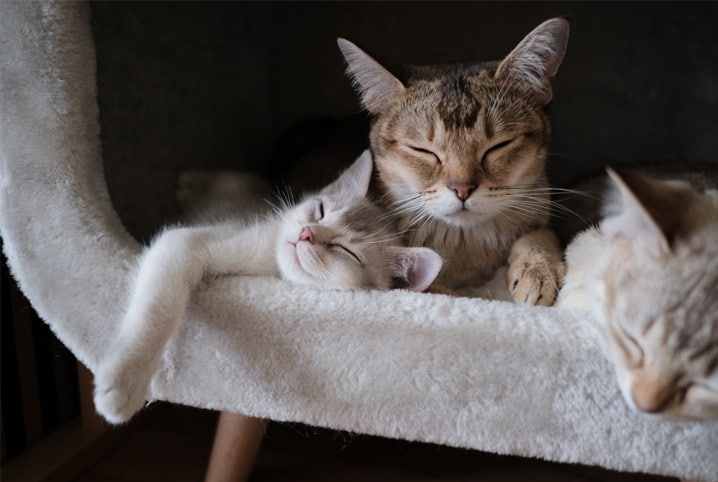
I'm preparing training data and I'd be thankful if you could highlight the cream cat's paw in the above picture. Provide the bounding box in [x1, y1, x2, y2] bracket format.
[93, 356, 154, 424]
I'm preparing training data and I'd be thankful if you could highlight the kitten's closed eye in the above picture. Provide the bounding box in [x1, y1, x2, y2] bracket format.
[328, 243, 363, 265]
[314, 200, 325, 221]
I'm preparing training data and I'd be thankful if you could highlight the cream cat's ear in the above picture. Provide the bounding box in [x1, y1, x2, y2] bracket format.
[495, 18, 569, 105]
[337, 38, 406, 114]
[603, 168, 694, 256]
[321, 150, 373, 199]
[387, 247, 443, 292]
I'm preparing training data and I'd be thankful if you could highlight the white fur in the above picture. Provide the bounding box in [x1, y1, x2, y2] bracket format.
[94, 152, 444, 422]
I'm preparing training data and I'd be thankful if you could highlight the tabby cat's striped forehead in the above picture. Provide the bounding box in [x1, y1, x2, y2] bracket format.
[399, 64, 539, 135]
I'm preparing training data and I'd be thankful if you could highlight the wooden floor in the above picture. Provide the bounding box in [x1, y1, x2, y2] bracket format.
[72, 403, 676, 482]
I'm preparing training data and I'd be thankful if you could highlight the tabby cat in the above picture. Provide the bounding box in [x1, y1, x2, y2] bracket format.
[338, 18, 569, 305]
[93, 151, 442, 424]
[559, 169, 718, 419]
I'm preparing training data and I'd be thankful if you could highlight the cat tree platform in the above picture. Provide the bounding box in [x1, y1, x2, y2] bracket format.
[1, 3, 716, 481]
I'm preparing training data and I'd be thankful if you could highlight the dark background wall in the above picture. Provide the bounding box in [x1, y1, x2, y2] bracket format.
[90, 2, 718, 241]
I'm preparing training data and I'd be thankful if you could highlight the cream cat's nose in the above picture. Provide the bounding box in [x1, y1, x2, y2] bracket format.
[631, 375, 675, 414]
[299, 226, 315, 244]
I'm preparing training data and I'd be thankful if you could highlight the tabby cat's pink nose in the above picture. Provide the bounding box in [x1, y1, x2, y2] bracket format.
[448, 182, 476, 201]
[299, 226, 315, 243]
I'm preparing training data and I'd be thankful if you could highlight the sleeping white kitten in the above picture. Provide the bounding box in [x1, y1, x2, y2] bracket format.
[94, 151, 443, 424]
[559, 168, 718, 420]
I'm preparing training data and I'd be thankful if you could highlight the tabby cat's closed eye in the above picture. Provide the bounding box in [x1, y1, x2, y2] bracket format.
[486, 138, 515, 154]
[408, 145, 443, 165]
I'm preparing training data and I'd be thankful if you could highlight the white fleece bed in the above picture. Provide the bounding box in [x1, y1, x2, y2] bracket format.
[0, 3, 716, 480]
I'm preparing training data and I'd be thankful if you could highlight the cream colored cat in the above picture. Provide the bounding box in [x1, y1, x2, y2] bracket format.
[338, 18, 569, 305]
[559, 169, 718, 419]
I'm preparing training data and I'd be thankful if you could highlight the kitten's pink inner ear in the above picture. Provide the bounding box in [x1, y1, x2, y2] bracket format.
[337, 38, 405, 113]
[321, 150, 373, 198]
[495, 17, 569, 104]
[389, 247, 443, 292]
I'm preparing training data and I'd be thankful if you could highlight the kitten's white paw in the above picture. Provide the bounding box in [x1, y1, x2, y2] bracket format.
[93, 357, 154, 424]
[507, 257, 565, 306]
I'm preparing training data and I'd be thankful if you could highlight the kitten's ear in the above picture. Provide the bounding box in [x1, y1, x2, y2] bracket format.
[603, 168, 693, 255]
[337, 38, 406, 114]
[495, 18, 569, 105]
[321, 150, 373, 199]
[387, 247, 443, 292]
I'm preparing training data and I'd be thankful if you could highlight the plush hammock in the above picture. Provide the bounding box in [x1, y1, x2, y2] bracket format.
[1, 3, 716, 481]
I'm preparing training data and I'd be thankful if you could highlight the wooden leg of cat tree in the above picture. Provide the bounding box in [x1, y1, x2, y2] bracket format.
[204, 411, 268, 482]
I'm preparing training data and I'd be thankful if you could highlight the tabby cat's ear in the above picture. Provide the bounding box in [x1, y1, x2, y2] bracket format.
[337, 38, 406, 114]
[495, 18, 569, 105]
[321, 150, 373, 199]
[387, 247, 443, 292]
[603, 168, 694, 256]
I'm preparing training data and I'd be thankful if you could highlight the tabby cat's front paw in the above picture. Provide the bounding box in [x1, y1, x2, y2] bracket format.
[507, 257, 565, 306]
[93, 358, 153, 425]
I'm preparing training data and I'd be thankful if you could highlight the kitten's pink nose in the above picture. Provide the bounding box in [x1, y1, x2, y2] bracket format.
[299, 226, 315, 244]
[448, 182, 476, 201]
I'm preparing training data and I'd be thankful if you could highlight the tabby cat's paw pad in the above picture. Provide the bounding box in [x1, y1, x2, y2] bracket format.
[93, 362, 152, 425]
[508, 260, 565, 306]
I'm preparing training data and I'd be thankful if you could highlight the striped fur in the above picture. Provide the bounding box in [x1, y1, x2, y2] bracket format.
[340, 19, 568, 302]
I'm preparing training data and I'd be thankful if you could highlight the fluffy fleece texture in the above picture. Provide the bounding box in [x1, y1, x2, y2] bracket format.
[0, 3, 716, 480]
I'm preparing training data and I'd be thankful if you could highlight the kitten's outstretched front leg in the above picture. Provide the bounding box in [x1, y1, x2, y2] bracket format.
[94, 227, 223, 424]
[507, 228, 566, 306]
[94, 223, 269, 424]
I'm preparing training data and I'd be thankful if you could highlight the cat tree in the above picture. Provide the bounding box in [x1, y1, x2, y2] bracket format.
[1, 3, 716, 481]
